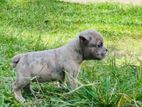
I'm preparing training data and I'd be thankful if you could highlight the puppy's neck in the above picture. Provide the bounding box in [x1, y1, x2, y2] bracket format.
[66, 38, 84, 64]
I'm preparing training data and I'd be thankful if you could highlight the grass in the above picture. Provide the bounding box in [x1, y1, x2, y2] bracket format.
[0, 0, 142, 106]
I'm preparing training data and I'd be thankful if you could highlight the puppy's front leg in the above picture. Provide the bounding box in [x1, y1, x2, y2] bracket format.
[65, 63, 80, 90]
[66, 73, 78, 90]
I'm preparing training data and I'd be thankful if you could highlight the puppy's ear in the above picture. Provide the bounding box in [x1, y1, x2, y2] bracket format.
[79, 35, 89, 45]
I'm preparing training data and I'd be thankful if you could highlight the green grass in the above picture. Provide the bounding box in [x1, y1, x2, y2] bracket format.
[0, 0, 142, 106]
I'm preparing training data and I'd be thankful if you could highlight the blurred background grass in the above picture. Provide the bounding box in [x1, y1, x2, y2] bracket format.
[0, 0, 142, 106]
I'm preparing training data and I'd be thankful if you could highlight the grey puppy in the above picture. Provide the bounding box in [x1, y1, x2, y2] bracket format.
[12, 30, 108, 102]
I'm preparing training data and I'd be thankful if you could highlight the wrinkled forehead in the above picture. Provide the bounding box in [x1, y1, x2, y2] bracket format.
[91, 32, 103, 43]
[87, 30, 103, 44]
[80, 30, 104, 44]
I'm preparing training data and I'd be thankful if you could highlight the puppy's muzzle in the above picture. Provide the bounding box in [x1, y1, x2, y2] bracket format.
[96, 48, 108, 59]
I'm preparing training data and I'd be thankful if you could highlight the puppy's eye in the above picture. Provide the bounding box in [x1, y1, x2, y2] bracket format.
[97, 42, 103, 48]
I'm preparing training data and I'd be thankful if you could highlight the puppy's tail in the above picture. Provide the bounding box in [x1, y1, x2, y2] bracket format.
[12, 54, 23, 68]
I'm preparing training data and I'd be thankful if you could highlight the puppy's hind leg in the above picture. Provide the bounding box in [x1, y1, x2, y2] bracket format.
[13, 77, 30, 102]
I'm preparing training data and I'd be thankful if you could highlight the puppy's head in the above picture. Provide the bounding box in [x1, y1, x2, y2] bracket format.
[79, 30, 108, 60]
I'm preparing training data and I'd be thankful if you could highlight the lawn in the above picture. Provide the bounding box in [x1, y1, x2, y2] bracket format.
[0, 0, 142, 106]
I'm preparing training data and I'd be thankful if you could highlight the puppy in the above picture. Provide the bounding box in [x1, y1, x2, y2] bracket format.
[12, 30, 108, 102]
